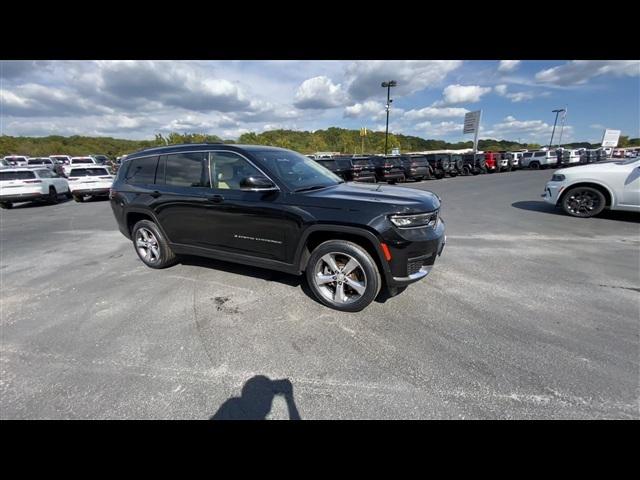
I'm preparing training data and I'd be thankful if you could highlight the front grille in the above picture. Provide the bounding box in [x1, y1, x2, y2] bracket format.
[407, 259, 423, 275]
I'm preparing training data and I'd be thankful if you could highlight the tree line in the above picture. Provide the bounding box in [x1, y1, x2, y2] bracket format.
[2, 129, 638, 158]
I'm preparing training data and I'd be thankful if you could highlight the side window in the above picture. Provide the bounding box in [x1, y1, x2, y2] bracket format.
[210, 151, 263, 190]
[164, 152, 210, 188]
[37, 169, 53, 178]
[125, 156, 159, 185]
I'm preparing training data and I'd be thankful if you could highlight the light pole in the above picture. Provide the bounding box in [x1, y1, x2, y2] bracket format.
[549, 108, 565, 149]
[557, 106, 568, 147]
[381, 80, 397, 155]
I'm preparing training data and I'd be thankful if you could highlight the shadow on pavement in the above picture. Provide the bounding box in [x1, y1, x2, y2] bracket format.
[210, 375, 301, 420]
[9, 196, 73, 210]
[178, 255, 407, 307]
[512, 201, 640, 223]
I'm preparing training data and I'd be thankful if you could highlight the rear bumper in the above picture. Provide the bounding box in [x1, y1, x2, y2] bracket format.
[0, 192, 46, 202]
[353, 174, 376, 183]
[71, 187, 110, 196]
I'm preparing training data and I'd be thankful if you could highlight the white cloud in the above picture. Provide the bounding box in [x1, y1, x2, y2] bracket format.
[415, 121, 463, 136]
[438, 84, 492, 105]
[494, 84, 540, 102]
[293, 76, 348, 109]
[535, 60, 640, 85]
[485, 115, 574, 143]
[345, 60, 463, 100]
[404, 106, 469, 121]
[498, 60, 521, 72]
[343, 100, 391, 120]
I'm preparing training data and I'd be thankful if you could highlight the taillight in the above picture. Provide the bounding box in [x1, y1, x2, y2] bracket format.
[99, 176, 113, 179]
[23, 180, 42, 183]
[68, 177, 79, 181]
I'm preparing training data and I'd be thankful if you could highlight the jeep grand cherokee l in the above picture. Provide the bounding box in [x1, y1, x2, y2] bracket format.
[110, 144, 446, 312]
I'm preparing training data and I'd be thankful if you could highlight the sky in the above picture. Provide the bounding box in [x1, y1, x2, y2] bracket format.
[1, 60, 639, 144]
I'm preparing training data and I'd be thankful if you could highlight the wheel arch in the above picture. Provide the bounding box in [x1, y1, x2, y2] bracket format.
[557, 181, 614, 207]
[295, 225, 392, 285]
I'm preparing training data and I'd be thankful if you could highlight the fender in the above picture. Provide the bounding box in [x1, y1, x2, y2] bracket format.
[561, 179, 617, 207]
[293, 224, 392, 279]
[123, 206, 171, 241]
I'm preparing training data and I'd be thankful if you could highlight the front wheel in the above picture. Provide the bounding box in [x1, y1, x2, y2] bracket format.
[306, 240, 381, 312]
[561, 187, 606, 218]
[48, 187, 59, 204]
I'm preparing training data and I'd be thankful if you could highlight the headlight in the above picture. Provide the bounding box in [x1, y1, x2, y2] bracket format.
[551, 174, 565, 181]
[389, 211, 438, 228]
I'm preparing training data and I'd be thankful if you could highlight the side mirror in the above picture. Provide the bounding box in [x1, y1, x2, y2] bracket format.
[239, 175, 278, 192]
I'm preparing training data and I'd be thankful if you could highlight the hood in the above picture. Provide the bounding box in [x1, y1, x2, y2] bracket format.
[295, 182, 440, 214]
[562, 160, 637, 176]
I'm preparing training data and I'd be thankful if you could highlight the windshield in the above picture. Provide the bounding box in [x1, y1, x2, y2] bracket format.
[252, 150, 342, 191]
[0, 171, 36, 180]
[69, 168, 110, 177]
[28, 159, 46, 164]
[352, 159, 372, 167]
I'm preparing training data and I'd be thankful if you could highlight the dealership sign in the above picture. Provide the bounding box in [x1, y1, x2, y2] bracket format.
[601, 129, 621, 148]
[463, 110, 481, 134]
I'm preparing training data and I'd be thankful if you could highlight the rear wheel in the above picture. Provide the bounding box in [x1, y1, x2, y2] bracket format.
[561, 187, 606, 218]
[132, 219, 178, 269]
[530, 161, 540, 170]
[48, 187, 59, 204]
[306, 240, 381, 312]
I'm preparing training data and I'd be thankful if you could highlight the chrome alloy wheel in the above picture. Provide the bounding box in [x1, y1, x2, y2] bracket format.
[135, 227, 160, 263]
[566, 190, 601, 216]
[313, 252, 367, 304]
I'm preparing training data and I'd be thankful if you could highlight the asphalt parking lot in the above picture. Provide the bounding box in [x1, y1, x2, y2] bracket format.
[1, 169, 638, 419]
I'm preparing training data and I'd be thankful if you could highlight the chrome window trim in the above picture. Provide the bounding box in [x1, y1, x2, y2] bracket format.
[208, 149, 281, 192]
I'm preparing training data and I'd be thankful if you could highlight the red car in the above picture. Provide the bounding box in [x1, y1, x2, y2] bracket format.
[483, 151, 500, 173]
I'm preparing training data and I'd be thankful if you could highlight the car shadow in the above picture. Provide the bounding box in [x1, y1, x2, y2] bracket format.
[9, 196, 73, 209]
[210, 375, 301, 420]
[178, 254, 407, 307]
[512, 201, 640, 223]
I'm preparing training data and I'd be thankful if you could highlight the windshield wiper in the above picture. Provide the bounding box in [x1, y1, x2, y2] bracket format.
[294, 184, 335, 193]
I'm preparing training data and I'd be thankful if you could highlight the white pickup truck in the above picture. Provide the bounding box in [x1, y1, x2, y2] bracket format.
[0, 168, 71, 208]
[67, 166, 115, 202]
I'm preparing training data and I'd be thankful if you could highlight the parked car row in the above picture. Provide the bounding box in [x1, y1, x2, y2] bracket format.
[309, 148, 623, 184]
[0, 164, 115, 209]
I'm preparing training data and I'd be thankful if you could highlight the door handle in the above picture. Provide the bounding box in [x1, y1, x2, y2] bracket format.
[150, 191, 162, 198]
[207, 194, 224, 203]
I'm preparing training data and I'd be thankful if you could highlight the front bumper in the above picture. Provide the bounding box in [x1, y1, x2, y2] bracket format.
[542, 181, 566, 205]
[384, 218, 446, 287]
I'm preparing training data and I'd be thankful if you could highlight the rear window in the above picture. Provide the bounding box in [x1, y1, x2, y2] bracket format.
[352, 159, 372, 167]
[124, 156, 159, 185]
[71, 158, 94, 164]
[316, 160, 337, 170]
[409, 157, 428, 166]
[0, 171, 36, 180]
[69, 168, 110, 177]
[28, 159, 47, 164]
[384, 158, 401, 167]
[335, 159, 352, 169]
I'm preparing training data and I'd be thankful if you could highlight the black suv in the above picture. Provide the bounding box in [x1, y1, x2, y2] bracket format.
[424, 154, 450, 179]
[460, 153, 486, 175]
[110, 144, 446, 312]
[399, 155, 430, 181]
[370, 156, 406, 183]
[350, 157, 377, 182]
[314, 157, 353, 181]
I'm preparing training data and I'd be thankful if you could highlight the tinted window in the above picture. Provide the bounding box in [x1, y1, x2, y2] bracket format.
[317, 160, 337, 170]
[210, 151, 262, 190]
[523, 152, 533, 158]
[72, 158, 94, 164]
[352, 159, 372, 167]
[36, 169, 54, 178]
[69, 168, 110, 177]
[164, 152, 210, 188]
[125, 156, 159, 185]
[335, 159, 352, 169]
[0, 171, 36, 180]
[252, 150, 341, 191]
[28, 159, 46, 164]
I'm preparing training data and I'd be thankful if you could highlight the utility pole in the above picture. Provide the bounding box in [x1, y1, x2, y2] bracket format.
[381, 80, 397, 155]
[549, 108, 565, 149]
[558, 106, 568, 147]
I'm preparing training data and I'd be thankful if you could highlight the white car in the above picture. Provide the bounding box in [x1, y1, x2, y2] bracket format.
[63, 156, 97, 176]
[50, 155, 72, 165]
[542, 158, 640, 217]
[3, 155, 29, 167]
[26, 157, 55, 169]
[67, 166, 114, 202]
[506, 152, 524, 169]
[560, 149, 582, 166]
[0, 168, 71, 209]
[521, 150, 558, 169]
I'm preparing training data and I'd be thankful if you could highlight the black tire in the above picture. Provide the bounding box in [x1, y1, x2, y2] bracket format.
[1, 202, 13, 209]
[48, 187, 59, 204]
[132, 219, 178, 269]
[434, 170, 445, 179]
[306, 240, 381, 312]
[65, 191, 73, 199]
[463, 165, 473, 176]
[530, 161, 540, 170]
[449, 171, 458, 177]
[561, 187, 606, 218]
[73, 195, 84, 203]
